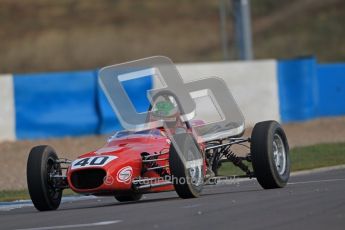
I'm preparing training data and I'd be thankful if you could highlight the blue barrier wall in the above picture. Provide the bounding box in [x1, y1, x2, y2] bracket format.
[14, 71, 99, 139]
[317, 63, 345, 117]
[278, 57, 345, 123]
[13, 70, 152, 139]
[278, 57, 319, 122]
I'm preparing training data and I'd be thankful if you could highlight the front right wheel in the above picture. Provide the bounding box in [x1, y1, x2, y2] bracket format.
[27, 145, 62, 211]
[251, 120, 290, 189]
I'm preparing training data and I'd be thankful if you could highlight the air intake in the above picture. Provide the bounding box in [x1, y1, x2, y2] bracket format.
[71, 169, 106, 189]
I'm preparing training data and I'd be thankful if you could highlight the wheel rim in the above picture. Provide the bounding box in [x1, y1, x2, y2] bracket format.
[186, 149, 203, 186]
[272, 133, 286, 175]
[46, 158, 61, 200]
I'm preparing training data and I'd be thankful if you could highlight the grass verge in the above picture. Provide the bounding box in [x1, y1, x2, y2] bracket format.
[0, 189, 76, 202]
[218, 142, 345, 176]
[1, 142, 345, 202]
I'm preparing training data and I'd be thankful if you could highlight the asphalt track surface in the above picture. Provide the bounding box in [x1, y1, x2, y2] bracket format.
[1, 168, 344, 230]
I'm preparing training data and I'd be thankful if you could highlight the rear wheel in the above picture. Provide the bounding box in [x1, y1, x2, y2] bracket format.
[169, 133, 204, 198]
[251, 121, 290, 189]
[27, 145, 62, 211]
[114, 192, 142, 202]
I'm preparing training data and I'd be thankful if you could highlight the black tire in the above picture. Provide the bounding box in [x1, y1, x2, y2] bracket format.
[169, 133, 204, 198]
[251, 121, 290, 189]
[114, 192, 142, 202]
[27, 145, 62, 211]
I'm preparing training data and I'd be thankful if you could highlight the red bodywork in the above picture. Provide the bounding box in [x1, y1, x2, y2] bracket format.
[67, 130, 178, 195]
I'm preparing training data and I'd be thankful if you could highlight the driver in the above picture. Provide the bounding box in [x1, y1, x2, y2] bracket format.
[148, 95, 215, 179]
[149, 95, 186, 132]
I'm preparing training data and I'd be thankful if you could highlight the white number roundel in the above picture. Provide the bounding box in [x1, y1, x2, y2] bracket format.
[71, 156, 117, 169]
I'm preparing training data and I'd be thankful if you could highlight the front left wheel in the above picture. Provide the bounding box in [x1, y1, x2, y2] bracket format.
[27, 145, 62, 211]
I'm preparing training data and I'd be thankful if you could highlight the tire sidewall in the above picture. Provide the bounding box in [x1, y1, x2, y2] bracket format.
[251, 121, 290, 188]
[169, 133, 204, 198]
[27, 145, 62, 211]
[41, 149, 62, 208]
[266, 123, 290, 186]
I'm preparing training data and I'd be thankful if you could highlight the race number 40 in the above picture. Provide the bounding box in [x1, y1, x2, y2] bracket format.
[71, 156, 117, 169]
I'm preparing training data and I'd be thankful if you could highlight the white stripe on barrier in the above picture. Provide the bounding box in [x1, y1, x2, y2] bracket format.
[170, 60, 280, 126]
[0, 74, 16, 141]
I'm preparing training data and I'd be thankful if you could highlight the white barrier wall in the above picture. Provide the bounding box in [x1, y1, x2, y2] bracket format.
[174, 60, 280, 127]
[0, 74, 16, 141]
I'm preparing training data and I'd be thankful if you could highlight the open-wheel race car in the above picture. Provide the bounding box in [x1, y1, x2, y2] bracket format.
[26, 57, 290, 211]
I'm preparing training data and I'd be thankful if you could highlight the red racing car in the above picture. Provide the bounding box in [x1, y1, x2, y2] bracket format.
[26, 57, 290, 211]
